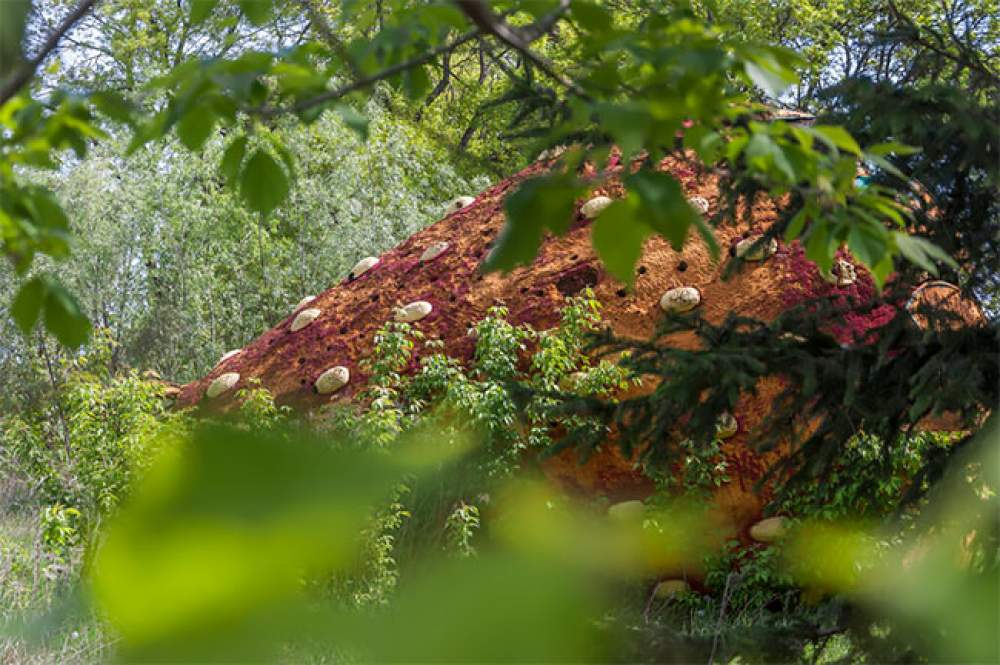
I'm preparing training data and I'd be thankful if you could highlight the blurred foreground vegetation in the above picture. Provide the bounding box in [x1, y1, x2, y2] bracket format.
[2, 294, 996, 663]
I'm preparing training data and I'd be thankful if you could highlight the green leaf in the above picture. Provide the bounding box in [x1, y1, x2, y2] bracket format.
[625, 171, 699, 250]
[571, 2, 611, 31]
[812, 125, 862, 155]
[869, 253, 893, 289]
[189, 0, 219, 24]
[335, 105, 369, 140]
[894, 233, 957, 274]
[591, 198, 650, 284]
[745, 131, 796, 182]
[866, 142, 920, 157]
[11, 276, 47, 336]
[864, 153, 907, 180]
[43, 280, 90, 348]
[31, 189, 69, 231]
[91, 424, 403, 661]
[744, 53, 797, 97]
[220, 136, 248, 184]
[804, 221, 834, 273]
[90, 91, 135, 124]
[847, 221, 888, 269]
[784, 208, 808, 242]
[176, 106, 216, 150]
[486, 176, 581, 272]
[335, 555, 598, 663]
[0, 0, 30, 77]
[594, 102, 648, 159]
[402, 65, 431, 100]
[240, 149, 289, 216]
[238, 0, 273, 25]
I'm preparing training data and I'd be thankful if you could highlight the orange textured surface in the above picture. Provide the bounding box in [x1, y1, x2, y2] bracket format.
[176, 155, 924, 538]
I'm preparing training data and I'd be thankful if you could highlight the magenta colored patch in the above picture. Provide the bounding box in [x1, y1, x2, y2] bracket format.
[774, 243, 899, 345]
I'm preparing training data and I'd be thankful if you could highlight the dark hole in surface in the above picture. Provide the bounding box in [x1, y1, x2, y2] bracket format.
[638, 265, 647, 275]
[677, 260, 688, 272]
[370, 294, 379, 302]
[339, 326, 347, 334]
[742, 231, 752, 239]
[616, 288, 628, 297]
[520, 286, 529, 294]
[297, 358, 305, 365]
[570, 254, 579, 261]
[555, 265, 600, 296]
[326, 345, 333, 351]
[300, 378, 307, 385]
[534, 290, 544, 297]
[449, 294, 457, 302]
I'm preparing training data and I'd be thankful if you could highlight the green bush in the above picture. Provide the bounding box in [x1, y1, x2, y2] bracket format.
[0, 332, 186, 548]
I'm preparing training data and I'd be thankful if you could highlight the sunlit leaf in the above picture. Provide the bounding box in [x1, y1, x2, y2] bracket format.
[866, 141, 920, 157]
[744, 52, 797, 97]
[812, 125, 862, 155]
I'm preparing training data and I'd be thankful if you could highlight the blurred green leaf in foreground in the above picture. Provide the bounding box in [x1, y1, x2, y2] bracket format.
[85, 418, 727, 662]
[783, 415, 999, 664]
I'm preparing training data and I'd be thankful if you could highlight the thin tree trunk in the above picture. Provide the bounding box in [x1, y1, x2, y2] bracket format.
[416, 50, 452, 121]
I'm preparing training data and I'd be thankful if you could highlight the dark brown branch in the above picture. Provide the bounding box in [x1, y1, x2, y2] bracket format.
[416, 50, 453, 121]
[455, 0, 587, 98]
[277, 27, 482, 116]
[458, 114, 479, 150]
[0, 0, 100, 106]
[518, 0, 571, 42]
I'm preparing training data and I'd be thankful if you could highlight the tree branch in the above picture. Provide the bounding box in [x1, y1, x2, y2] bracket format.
[0, 0, 100, 106]
[273, 27, 482, 117]
[455, 0, 587, 99]
[416, 49, 453, 121]
[298, 0, 363, 82]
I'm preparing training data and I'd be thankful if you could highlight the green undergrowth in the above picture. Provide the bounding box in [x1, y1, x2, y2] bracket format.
[0, 292, 983, 663]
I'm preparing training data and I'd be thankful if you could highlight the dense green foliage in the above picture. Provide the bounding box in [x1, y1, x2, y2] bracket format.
[2, 0, 961, 350]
